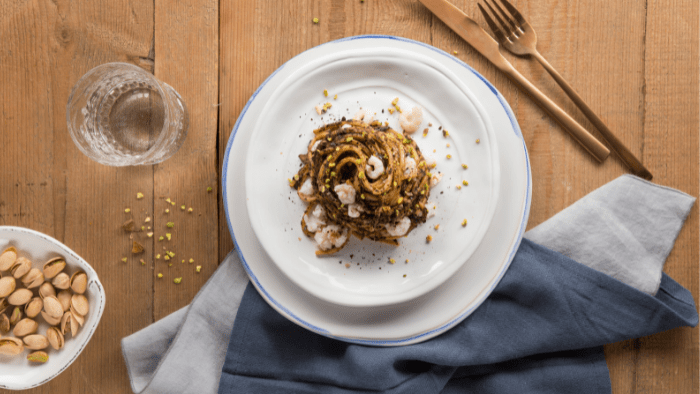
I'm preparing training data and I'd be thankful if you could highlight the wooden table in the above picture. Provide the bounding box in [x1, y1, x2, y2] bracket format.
[1, 0, 697, 392]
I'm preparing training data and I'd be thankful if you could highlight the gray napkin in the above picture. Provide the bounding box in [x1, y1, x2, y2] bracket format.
[121, 175, 695, 393]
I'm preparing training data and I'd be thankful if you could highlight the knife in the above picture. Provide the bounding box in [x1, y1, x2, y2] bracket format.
[418, 0, 610, 162]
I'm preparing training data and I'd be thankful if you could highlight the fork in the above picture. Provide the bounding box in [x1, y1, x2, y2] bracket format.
[478, 0, 652, 180]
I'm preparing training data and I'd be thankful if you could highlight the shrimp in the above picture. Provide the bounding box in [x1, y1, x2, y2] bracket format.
[334, 184, 356, 205]
[430, 172, 443, 188]
[385, 217, 411, 237]
[348, 203, 363, 218]
[365, 155, 385, 179]
[314, 225, 349, 250]
[404, 156, 417, 177]
[303, 205, 326, 232]
[399, 106, 423, 134]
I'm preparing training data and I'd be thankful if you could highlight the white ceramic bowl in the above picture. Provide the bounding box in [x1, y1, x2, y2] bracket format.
[0, 226, 105, 390]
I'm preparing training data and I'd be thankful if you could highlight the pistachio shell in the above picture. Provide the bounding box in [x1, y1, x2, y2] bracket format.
[71, 294, 89, 317]
[43, 296, 63, 319]
[70, 271, 87, 294]
[60, 312, 72, 335]
[69, 313, 79, 337]
[12, 318, 38, 337]
[47, 327, 64, 350]
[23, 334, 49, 350]
[39, 282, 56, 299]
[10, 257, 31, 279]
[8, 288, 32, 305]
[41, 310, 61, 326]
[52, 272, 70, 290]
[70, 305, 85, 327]
[0, 247, 17, 271]
[9, 306, 22, 325]
[21, 268, 44, 289]
[0, 276, 15, 298]
[57, 290, 71, 312]
[42, 257, 66, 279]
[27, 350, 49, 363]
[0, 298, 7, 314]
[25, 297, 43, 318]
[0, 313, 9, 334]
[0, 336, 24, 355]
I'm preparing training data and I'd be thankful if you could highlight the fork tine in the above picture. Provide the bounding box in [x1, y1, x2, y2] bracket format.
[497, 0, 526, 25]
[489, 0, 519, 32]
[484, 0, 514, 37]
[478, 3, 508, 43]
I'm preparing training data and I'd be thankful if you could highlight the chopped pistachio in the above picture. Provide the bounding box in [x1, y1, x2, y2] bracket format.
[434, 224, 440, 230]
[323, 89, 328, 97]
[426, 235, 433, 242]
[121, 257, 127, 263]
[124, 208, 131, 213]
[456, 185, 462, 190]
[395, 104, 402, 113]
[446, 143, 450, 148]
[446, 154, 452, 159]
[167, 222, 174, 228]
[389, 258, 395, 264]
[476, 138, 480, 143]
[333, 94, 338, 100]
[166, 198, 171, 203]
[388, 107, 395, 114]
[182, 260, 185, 264]
[405, 259, 409, 263]
[180, 205, 186, 210]
[391, 97, 399, 106]
[403, 274, 407, 278]
[165, 209, 170, 213]
[140, 259, 146, 265]
[207, 187, 213, 192]
[145, 216, 151, 223]
[164, 255, 170, 261]
[136, 192, 144, 199]
[462, 180, 469, 186]
[168, 263, 172, 267]
[397, 197, 403, 204]
[166, 233, 172, 241]
[462, 164, 468, 169]
[171, 202, 175, 206]
[157, 273, 163, 278]
[167, 251, 175, 258]
[462, 219, 468, 227]
[346, 137, 353, 142]
[147, 232, 153, 238]
[188, 207, 193, 213]
[196, 265, 202, 273]
[443, 130, 449, 137]
[360, 194, 365, 199]
[156, 254, 161, 259]
[453, 50, 458, 55]
[141, 226, 145, 231]
[189, 258, 194, 264]
[159, 236, 164, 241]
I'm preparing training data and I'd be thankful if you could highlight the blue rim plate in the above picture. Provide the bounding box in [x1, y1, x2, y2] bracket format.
[223, 35, 531, 346]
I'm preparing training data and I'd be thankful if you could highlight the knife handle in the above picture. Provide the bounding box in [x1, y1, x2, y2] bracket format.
[502, 64, 610, 162]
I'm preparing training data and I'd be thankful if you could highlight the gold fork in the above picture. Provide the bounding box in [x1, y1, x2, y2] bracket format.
[478, 0, 652, 180]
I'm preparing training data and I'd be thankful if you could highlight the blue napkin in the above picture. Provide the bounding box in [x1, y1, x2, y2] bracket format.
[218, 238, 697, 393]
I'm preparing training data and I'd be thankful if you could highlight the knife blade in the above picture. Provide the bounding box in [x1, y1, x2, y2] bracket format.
[418, 0, 610, 162]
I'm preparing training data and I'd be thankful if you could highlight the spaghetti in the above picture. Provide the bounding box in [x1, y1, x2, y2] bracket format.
[290, 119, 434, 255]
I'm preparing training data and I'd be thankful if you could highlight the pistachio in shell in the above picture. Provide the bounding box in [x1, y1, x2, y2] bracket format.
[39, 281, 56, 299]
[12, 318, 38, 337]
[10, 257, 31, 279]
[52, 272, 71, 290]
[0, 313, 9, 334]
[71, 294, 89, 317]
[47, 326, 64, 350]
[21, 268, 44, 289]
[9, 306, 22, 326]
[57, 290, 72, 312]
[25, 297, 43, 318]
[27, 351, 49, 363]
[60, 311, 72, 335]
[0, 276, 15, 298]
[23, 334, 49, 350]
[0, 298, 7, 314]
[0, 247, 17, 271]
[8, 288, 33, 305]
[42, 257, 66, 279]
[0, 336, 24, 356]
[43, 296, 63, 319]
[70, 306, 85, 327]
[70, 271, 87, 294]
[41, 310, 61, 326]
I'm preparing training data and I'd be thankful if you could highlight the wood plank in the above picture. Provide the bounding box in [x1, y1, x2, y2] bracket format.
[153, 0, 219, 320]
[0, 0, 155, 392]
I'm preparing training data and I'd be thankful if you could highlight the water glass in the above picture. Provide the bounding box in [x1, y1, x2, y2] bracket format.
[66, 63, 189, 166]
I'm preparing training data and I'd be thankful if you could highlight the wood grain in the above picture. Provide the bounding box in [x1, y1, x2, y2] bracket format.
[0, 0, 697, 392]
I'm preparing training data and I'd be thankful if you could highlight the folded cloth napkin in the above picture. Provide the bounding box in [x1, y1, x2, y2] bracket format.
[122, 175, 697, 394]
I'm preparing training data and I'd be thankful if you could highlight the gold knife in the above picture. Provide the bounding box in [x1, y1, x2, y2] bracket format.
[418, 0, 610, 162]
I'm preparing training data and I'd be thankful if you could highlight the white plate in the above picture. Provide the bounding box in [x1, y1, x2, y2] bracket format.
[0, 226, 105, 390]
[224, 35, 530, 346]
[245, 47, 500, 307]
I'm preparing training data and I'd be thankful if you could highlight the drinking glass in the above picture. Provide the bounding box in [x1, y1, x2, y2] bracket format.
[66, 63, 189, 166]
